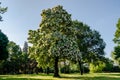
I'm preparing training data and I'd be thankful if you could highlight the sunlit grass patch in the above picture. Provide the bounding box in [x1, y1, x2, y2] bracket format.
[0, 73, 120, 80]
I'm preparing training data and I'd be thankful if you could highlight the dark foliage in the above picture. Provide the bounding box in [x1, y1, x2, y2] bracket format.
[0, 30, 9, 60]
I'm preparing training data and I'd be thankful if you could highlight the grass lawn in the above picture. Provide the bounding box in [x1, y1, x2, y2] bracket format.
[0, 73, 120, 80]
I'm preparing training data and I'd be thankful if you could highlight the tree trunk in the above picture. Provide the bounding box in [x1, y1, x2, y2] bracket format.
[78, 60, 83, 75]
[54, 56, 60, 77]
[64, 58, 66, 73]
[46, 67, 49, 74]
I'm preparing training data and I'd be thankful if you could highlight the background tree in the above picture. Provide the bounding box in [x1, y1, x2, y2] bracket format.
[0, 2, 7, 21]
[0, 30, 9, 60]
[28, 5, 80, 77]
[23, 41, 28, 54]
[7, 41, 22, 74]
[112, 46, 120, 66]
[22, 41, 38, 74]
[113, 18, 120, 66]
[113, 18, 120, 44]
[0, 41, 39, 74]
[22, 41, 29, 73]
[0, 2, 8, 60]
[72, 20, 106, 75]
[102, 57, 114, 72]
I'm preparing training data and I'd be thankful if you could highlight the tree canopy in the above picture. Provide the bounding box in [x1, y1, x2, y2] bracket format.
[28, 5, 106, 76]
[0, 2, 7, 21]
[73, 20, 105, 63]
[0, 30, 9, 60]
[112, 18, 120, 66]
[28, 5, 80, 77]
[113, 18, 120, 44]
[112, 46, 120, 65]
[23, 41, 28, 54]
[0, 2, 8, 60]
[72, 20, 105, 75]
[7, 41, 22, 60]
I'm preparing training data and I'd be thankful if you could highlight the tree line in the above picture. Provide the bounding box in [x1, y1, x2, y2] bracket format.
[0, 4, 120, 77]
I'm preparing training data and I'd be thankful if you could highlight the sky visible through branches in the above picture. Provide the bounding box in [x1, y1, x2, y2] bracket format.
[0, 0, 120, 58]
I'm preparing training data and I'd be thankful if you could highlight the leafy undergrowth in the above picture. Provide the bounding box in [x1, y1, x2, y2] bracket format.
[0, 73, 120, 80]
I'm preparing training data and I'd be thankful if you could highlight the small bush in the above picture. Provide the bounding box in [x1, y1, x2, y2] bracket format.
[60, 65, 70, 73]
[90, 61, 105, 73]
[111, 66, 120, 72]
[83, 66, 89, 73]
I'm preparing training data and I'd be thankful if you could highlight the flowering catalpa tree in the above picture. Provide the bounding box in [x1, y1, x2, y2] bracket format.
[28, 5, 80, 77]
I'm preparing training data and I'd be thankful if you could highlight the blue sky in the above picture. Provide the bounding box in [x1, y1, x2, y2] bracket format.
[0, 0, 120, 58]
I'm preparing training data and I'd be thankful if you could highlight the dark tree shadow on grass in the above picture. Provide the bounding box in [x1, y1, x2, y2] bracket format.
[100, 73, 120, 77]
[0, 78, 43, 80]
[0, 74, 120, 80]
[0, 77, 120, 80]
[61, 76, 120, 80]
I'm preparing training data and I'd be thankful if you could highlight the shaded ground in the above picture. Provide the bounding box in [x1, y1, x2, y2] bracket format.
[0, 73, 120, 80]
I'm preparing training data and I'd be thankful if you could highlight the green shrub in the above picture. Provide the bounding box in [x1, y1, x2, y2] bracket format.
[90, 61, 105, 73]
